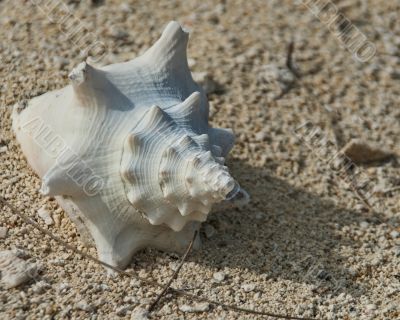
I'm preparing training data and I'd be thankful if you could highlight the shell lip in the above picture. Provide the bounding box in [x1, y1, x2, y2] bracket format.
[224, 181, 241, 200]
[225, 185, 250, 206]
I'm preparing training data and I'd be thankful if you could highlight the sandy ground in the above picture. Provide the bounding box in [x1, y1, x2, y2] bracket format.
[0, 0, 399, 319]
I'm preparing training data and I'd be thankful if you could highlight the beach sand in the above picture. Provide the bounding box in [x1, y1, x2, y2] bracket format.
[0, 0, 399, 319]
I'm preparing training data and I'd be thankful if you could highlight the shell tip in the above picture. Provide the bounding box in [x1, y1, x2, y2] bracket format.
[68, 62, 88, 86]
[163, 20, 189, 38]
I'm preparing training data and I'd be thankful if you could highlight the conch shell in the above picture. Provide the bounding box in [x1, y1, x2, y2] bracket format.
[12, 21, 249, 269]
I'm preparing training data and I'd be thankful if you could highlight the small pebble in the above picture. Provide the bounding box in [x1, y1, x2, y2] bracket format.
[119, 3, 132, 13]
[116, 305, 130, 316]
[130, 307, 149, 319]
[389, 230, 399, 238]
[204, 224, 217, 238]
[255, 131, 267, 141]
[58, 283, 70, 294]
[179, 302, 210, 313]
[99, 283, 110, 291]
[37, 206, 54, 226]
[368, 254, 383, 267]
[360, 221, 369, 229]
[50, 258, 66, 266]
[255, 211, 265, 219]
[187, 58, 196, 68]
[32, 281, 50, 294]
[365, 304, 376, 311]
[241, 283, 256, 292]
[75, 300, 94, 312]
[110, 28, 129, 40]
[0, 226, 8, 239]
[213, 271, 226, 282]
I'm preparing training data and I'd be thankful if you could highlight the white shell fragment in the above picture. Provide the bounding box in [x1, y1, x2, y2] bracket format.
[12, 21, 249, 270]
[131, 307, 149, 320]
[213, 271, 225, 282]
[241, 283, 256, 292]
[0, 250, 37, 289]
[0, 226, 8, 239]
[179, 302, 210, 313]
[37, 206, 54, 226]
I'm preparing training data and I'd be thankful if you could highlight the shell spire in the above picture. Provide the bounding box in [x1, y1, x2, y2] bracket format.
[120, 106, 242, 231]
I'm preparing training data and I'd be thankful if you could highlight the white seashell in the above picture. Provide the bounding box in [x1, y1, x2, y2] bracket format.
[0, 250, 37, 289]
[12, 21, 249, 270]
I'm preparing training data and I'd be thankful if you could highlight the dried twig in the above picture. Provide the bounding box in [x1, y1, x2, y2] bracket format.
[148, 230, 197, 313]
[275, 41, 301, 100]
[286, 41, 301, 79]
[303, 83, 375, 212]
[0, 196, 316, 320]
[347, 173, 373, 210]
[381, 186, 400, 194]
